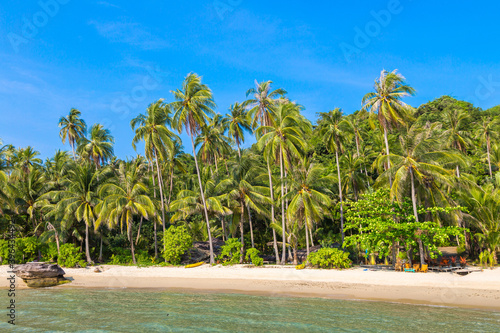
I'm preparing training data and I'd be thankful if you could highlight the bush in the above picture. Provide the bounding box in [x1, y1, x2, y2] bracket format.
[109, 247, 133, 265]
[218, 238, 242, 265]
[162, 225, 192, 265]
[58, 243, 85, 268]
[43, 243, 59, 262]
[307, 248, 352, 269]
[245, 248, 263, 266]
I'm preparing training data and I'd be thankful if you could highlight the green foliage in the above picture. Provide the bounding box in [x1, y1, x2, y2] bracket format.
[43, 242, 59, 262]
[479, 250, 495, 267]
[58, 243, 85, 268]
[162, 225, 192, 265]
[344, 189, 466, 262]
[108, 247, 133, 265]
[245, 248, 263, 266]
[307, 248, 352, 269]
[218, 238, 242, 265]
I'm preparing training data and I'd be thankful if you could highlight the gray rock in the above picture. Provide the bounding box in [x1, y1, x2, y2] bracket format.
[13, 262, 68, 288]
[181, 238, 224, 264]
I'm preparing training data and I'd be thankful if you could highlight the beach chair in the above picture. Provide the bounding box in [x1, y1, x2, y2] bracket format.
[419, 264, 428, 273]
[413, 264, 420, 272]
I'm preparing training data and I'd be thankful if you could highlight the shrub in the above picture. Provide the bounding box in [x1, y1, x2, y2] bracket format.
[43, 243, 59, 262]
[162, 225, 192, 265]
[109, 247, 133, 265]
[245, 248, 263, 266]
[479, 250, 495, 268]
[307, 248, 352, 269]
[218, 238, 242, 265]
[58, 243, 85, 268]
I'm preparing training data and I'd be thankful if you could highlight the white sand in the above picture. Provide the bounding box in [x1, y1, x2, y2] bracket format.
[2, 265, 499, 310]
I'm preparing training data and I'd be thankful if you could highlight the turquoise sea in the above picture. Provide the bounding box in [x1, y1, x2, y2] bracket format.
[2, 288, 500, 332]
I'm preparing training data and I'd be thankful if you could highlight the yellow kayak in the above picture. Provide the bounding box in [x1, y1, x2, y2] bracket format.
[296, 263, 305, 270]
[185, 262, 204, 268]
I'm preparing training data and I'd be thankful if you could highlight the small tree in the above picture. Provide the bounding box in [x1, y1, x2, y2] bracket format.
[162, 225, 192, 265]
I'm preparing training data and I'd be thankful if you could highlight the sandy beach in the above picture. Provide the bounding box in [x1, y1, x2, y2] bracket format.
[2, 265, 499, 311]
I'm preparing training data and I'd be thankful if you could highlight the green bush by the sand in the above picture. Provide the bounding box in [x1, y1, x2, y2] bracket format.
[162, 225, 192, 265]
[218, 238, 242, 265]
[0, 237, 40, 264]
[58, 243, 86, 268]
[245, 248, 263, 266]
[307, 248, 352, 269]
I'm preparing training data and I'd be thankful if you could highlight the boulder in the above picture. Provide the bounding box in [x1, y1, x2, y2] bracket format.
[13, 262, 68, 288]
[181, 238, 224, 264]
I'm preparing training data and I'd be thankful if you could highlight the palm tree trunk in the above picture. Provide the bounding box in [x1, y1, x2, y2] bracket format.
[247, 204, 255, 248]
[150, 163, 158, 259]
[240, 200, 245, 263]
[279, 148, 286, 264]
[190, 134, 215, 264]
[153, 150, 167, 255]
[293, 243, 298, 265]
[305, 220, 310, 261]
[410, 167, 419, 222]
[85, 223, 91, 263]
[70, 140, 76, 161]
[456, 165, 460, 178]
[136, 216, 143, 245]
[487, 136, 493, 178]
[310, 226, 315, 246]
[98, 236, 103, 262]
[237, 142, 241, 159]
[129, 222, 136, 265]
[267, 161, 280, 264]
[383, 127, 392, 186]
[221, 218, 226, 242]
[410, 167, 426, 266]
[335, 150, 345, 244]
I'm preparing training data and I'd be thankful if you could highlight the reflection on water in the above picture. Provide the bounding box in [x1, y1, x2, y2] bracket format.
[2, 288, 500, 332]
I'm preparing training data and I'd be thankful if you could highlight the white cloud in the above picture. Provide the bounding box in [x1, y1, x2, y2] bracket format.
[89, 20, 169, 50]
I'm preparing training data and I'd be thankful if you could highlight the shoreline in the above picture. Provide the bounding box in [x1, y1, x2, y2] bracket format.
[2, 265, 499, 311]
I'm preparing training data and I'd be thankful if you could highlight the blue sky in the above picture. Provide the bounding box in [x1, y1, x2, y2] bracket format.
[1, 0, 499, 159]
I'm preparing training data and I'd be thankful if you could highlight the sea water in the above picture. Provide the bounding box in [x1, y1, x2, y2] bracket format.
[2, 288, 499, 332]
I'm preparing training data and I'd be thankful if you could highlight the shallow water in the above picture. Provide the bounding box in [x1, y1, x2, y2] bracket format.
[2, 288, 500, 332]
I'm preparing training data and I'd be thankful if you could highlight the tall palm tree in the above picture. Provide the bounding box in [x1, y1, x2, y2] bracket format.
[226, 102, 252, 159]
[170, 73, 217, 264]
[362, 70, 416, 186]
[286, 160, 332, 260]
[77, 124, 114, 168]
[97, 161, 155, 264]
[341, 151, 369, 201]
[246, 80, 286, 263]
[12, 146, 42, 174]
[257, 102, 310, 263]
[476, 117, 500, 178]
[317, 108, 349, 244]
[131, 99, 178, 258]
[59, 108, 87, 160]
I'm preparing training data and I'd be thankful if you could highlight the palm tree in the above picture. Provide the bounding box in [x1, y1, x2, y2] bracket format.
[227, 156, 271, 260]
[341, 151, 369, 201]
[97, 161, 155, 264]
[286, 160, 332, 260]
[170, 73, 217, 264]
[77, 124, 114, 168]
[59, 108, 87, 160]
[246, 80, 287, 129]
[257, 102, 310, 263]
[440, 108, 471, 178]
[43, 163, 109, 263]
[226, 102, 252, 159]
[476, 117, 500, 178]
[131, 99, 178, 258]
[362, 70, 416, 186]
[317, 108, 349, 244]
[195, 115, 231, 171]
[246, 80, 287, 263]
[12, 146, 42, 174]
[375, 122, 463, 265]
